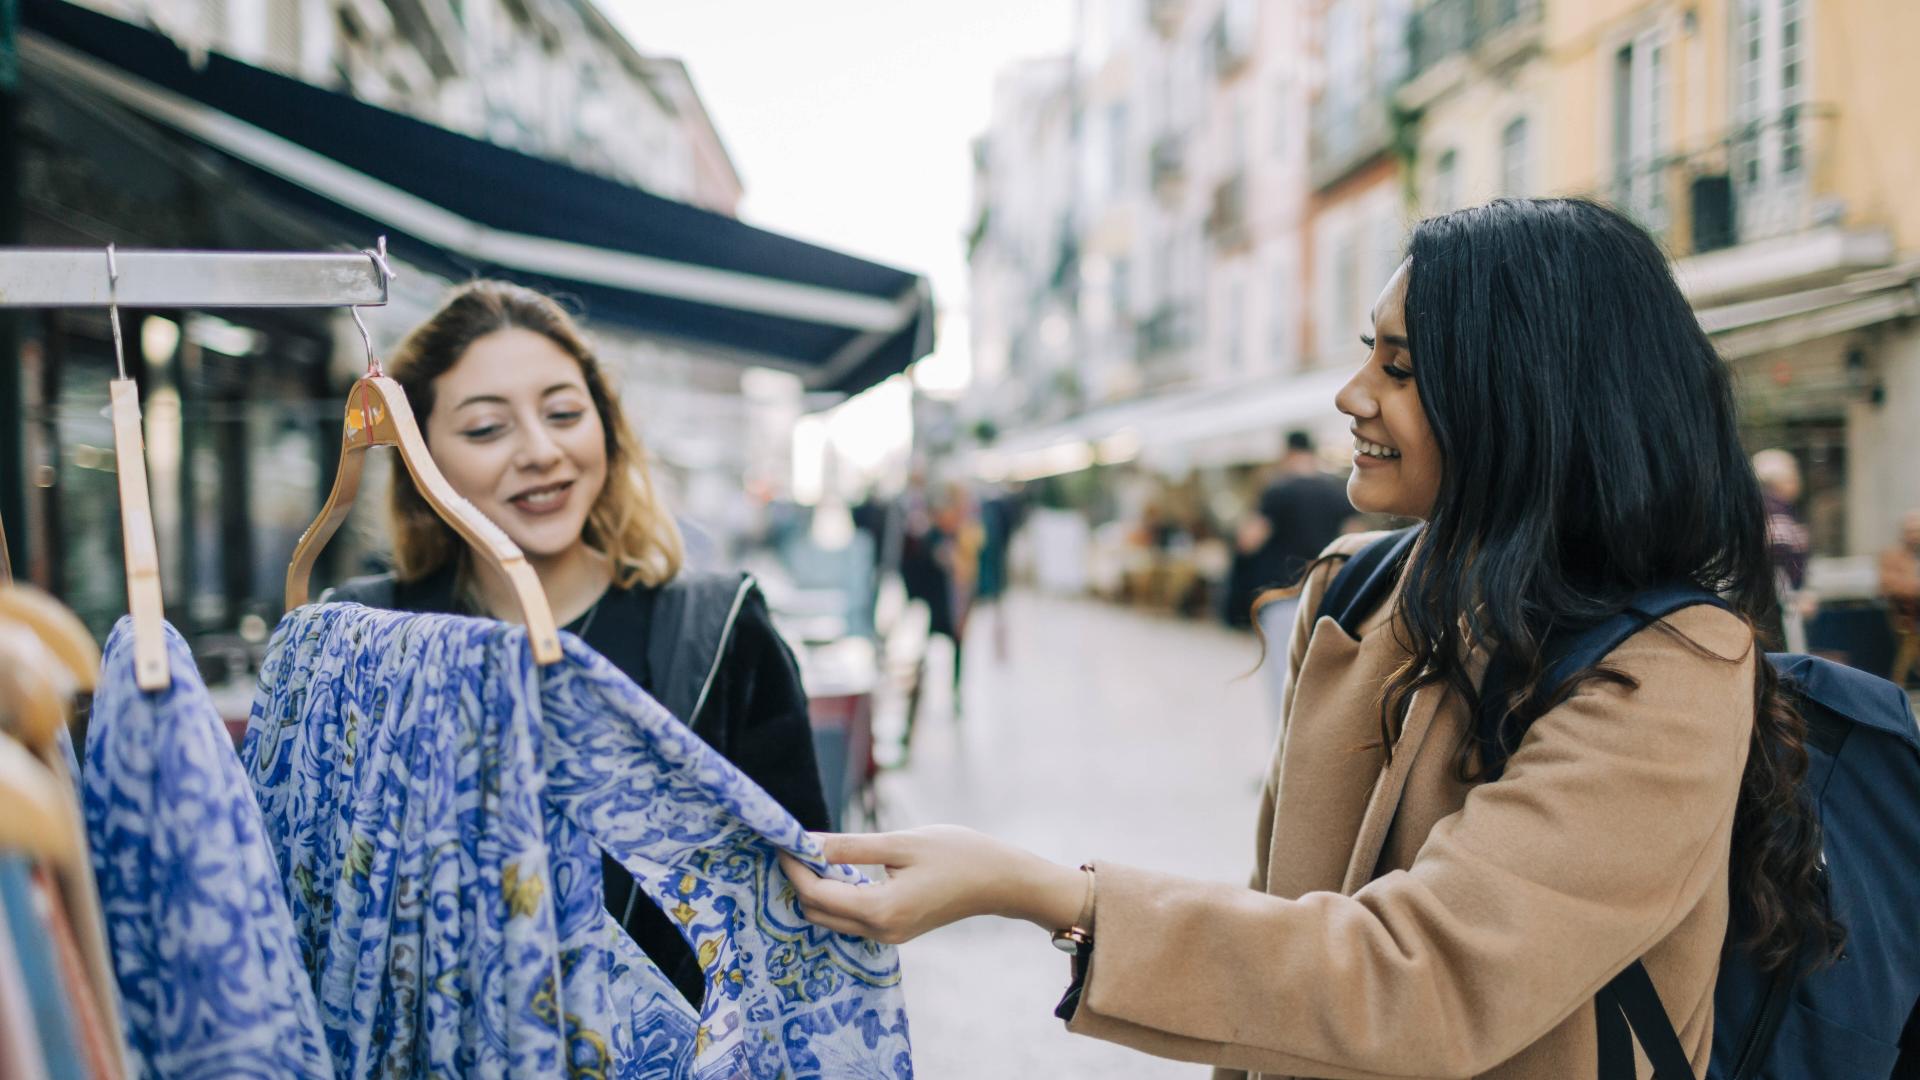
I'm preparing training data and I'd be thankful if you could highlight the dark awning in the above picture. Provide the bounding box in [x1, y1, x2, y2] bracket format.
[19, 0, 934, 397]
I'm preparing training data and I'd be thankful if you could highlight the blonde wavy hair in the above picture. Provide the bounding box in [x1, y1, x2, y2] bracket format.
[384, 280, 683, 590]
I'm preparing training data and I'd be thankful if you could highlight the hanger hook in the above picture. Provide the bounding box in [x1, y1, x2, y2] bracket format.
[349, 306, 380, 377]
[105, 244, 128, 382]
[351, 236, 398, 378]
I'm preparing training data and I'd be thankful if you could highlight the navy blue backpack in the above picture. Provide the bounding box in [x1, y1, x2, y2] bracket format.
[1319, 528, 1920, 1079]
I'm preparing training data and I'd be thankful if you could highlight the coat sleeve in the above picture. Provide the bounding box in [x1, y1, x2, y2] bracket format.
[1069, 604, 1755, 1079]
[717, 587, 835, 833]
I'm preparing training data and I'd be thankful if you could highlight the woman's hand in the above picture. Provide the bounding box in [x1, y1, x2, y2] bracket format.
[778, 826, 1089, 945]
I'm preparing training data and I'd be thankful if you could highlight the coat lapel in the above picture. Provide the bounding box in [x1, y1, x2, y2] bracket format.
[1265, 579, 1478, 901]
[1262, 610, 1407, 900]
[1339, 683, 1443, 893]
[1339, 642, 1488, 894]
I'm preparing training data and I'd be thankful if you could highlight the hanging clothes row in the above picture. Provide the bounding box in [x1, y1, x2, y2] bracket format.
[0, 578, 127, 1080]
[7, 241, 915, 1077]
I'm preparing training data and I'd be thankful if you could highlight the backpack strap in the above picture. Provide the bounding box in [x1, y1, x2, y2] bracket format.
[646, 571, 754, 740]
[1314, 526, 1422, 638]
[1477, 584, 1729, 1080]
[1596, 962, 1697, 1080]
[1474, 584, 1729, 781]
[1895, 998, 1918, 1078]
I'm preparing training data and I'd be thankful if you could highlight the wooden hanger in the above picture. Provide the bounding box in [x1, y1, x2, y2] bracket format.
[0, 635, 125, 1080]
[104, 247, 169, 691]
[0, 736, 74, 866]
[0, 626, 70, 754]
[284, 244, 560, 665]
[0, 505, 11, 586]
[0, 585, 100, 693]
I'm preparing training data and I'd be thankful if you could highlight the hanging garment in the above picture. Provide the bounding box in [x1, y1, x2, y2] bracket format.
[86, 619, 333, 1080]
[42, 727, 127, 1080]
[37, 864, 117, 1080]
[0, 883, 53, 1080]
[243, 603, 913, 1080]
[0, 855, 85, 1080]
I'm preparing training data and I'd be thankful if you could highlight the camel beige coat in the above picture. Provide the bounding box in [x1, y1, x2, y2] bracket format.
[1066, 531, 1757, 1079]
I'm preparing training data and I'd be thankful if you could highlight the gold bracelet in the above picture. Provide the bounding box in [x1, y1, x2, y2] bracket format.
[1051, 863, 1097, 956]
[1074, 863, 1096, 930]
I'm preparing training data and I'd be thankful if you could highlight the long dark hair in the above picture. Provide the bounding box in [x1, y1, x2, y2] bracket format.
[1383, 197, 1838, 972]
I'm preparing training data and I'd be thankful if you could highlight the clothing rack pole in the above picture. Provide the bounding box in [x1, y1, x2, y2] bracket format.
[0, 248, 391, 308]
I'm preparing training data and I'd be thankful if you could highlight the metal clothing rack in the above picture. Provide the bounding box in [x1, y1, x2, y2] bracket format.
[0, 242, 395, 686]
[0, 239, 565, 667]
[0, 247, 391, 309]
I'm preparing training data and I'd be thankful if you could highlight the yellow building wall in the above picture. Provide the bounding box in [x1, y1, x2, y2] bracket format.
[1409, 56, 1557, 213]
[1544, 0, 1920, 254]
[1542, 1, 1727, 229]
[1812, 0, 1920, 250]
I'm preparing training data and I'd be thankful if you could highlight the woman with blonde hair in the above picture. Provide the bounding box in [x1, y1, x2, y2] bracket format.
[328, 279, 830, 1011]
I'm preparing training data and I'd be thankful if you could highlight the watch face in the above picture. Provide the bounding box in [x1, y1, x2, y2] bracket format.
[1051, 935, 1079, 955]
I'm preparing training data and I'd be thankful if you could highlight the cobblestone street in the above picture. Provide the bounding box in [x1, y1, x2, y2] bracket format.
[881, 590, 1276, 1078]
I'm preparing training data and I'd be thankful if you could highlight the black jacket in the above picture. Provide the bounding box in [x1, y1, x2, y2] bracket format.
[324, 565, 832, 1008]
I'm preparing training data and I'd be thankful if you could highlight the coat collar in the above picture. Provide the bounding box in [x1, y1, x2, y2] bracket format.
[1266, 577, 1488, 899]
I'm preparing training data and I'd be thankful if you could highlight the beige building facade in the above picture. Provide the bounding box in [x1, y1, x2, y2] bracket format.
[1396, 0, 1920, 566]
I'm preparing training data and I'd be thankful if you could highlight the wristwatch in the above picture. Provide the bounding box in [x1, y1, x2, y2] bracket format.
[1050, 925, 1093, 956]
[1051, 864, 1097, 1022]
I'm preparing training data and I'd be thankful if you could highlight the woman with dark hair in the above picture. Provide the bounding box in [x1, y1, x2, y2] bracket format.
[325, 280, 831, 1012]
[780, 199, 1838, 1077]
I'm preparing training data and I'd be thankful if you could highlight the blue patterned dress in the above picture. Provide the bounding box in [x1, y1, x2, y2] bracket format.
[241, 602, 912, 1080]
[85, 619, 335, 1079]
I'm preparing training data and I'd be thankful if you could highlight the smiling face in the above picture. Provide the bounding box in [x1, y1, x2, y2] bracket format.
[1334, 260, 1444, 519]
[423, 327, 608, 561]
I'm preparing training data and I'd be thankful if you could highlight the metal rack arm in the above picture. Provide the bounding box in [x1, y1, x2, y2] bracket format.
[0, 249, 390, 308]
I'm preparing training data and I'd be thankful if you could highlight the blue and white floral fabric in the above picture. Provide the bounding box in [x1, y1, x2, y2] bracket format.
[241, 602, 912, 1080]
[86, 618, 335, 1079]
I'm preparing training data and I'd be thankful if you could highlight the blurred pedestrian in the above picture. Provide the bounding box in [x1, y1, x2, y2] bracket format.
[1882, 509, 1920, 688]
[973, 483, 1022, 662]
[852, 487, 901, 579]
[781, 199, 1836, 1079]
[1753, 448, 1816, 650]
[899, 472, 965, 704]
[1230, 431, 1354, 724]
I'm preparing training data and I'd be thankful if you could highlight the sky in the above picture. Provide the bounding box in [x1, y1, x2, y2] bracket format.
[602, 1, 1077, 384]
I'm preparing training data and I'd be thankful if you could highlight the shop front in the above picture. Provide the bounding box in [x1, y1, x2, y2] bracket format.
[5, 0, 937, 667]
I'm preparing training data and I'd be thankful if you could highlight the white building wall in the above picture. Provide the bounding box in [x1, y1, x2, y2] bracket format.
[968, 0, 1324, 457]
[75, 0, 713, 208]
[965, 56, 1081, 429]
[1846, 327, 1920, 557]
[1311, 180, 1402, 366]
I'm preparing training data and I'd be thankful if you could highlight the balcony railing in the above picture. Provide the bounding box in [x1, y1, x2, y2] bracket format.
[1136, 302, 1193, 357]
[1407, 0, 1543, 82]
[1150, 133, 1187, 193]
[1594, 105, 1836, 258]
[1206, 173, 1250, 249]
[1309, 94, 1393, 190]
[1208, 9, 1253, 80]
[1147, 0, 1185, 39]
